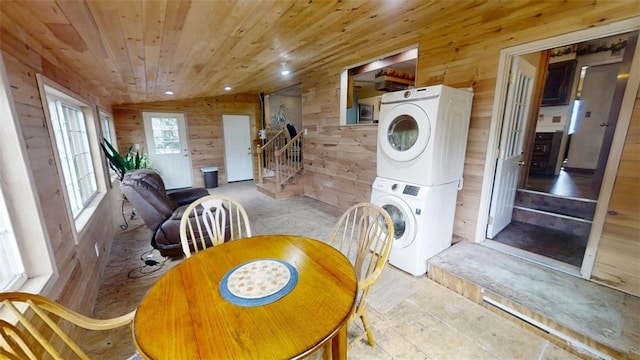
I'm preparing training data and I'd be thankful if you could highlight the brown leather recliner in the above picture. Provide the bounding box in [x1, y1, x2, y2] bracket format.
[120, 169, 213, 258]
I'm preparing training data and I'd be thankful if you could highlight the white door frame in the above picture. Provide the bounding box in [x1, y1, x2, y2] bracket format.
[222, 114, 253, 182]
[475, 17, 640, 280]
[142, 111, 193, 189]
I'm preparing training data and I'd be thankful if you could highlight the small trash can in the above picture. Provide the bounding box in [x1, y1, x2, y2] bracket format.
[201, 166, 218, 188]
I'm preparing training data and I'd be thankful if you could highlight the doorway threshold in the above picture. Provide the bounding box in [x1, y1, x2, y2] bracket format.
[481, 239, 581, 277]
[428, 241, 639, 360]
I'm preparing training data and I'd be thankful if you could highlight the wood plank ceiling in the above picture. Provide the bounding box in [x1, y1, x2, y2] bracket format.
[0, 1, 555, 105]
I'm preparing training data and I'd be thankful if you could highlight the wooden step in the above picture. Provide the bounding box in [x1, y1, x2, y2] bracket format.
[255, 178, 304, 200]
[515, 189, 597, 221]
[512, 206, 592, 238]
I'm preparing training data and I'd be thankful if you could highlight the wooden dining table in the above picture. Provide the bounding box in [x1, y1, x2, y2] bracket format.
[133, 234, 357, 360]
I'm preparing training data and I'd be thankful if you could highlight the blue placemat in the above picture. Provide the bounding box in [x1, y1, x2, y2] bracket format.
[219, 258, 298, 307]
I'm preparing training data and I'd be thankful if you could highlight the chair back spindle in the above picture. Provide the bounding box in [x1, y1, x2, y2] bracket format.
[327, 203, 394, 348]
[0, 292, 135, 360]
[179, 194, 252, 257]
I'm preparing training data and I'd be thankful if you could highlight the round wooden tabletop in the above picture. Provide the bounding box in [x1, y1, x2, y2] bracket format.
[133, 235, 357, 359]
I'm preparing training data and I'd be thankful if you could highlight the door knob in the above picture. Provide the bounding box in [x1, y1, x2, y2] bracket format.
[600, 122, 609, 127]
[518, 160, 526, 166]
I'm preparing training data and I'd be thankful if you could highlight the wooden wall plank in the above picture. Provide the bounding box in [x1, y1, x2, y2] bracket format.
[592, 96, 640, 296]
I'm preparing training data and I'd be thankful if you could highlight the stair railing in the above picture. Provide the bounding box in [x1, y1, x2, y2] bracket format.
[274, 131, 304, 189]
[256, 129, 304, 190]
[256, 130, 286, 184]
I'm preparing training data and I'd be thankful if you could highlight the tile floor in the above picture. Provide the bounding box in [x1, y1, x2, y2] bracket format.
[89, 181, 582, 359]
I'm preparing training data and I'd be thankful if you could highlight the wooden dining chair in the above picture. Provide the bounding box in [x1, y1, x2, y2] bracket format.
[179, 194, 252, 258]
[0, 291, 136, 360]
[326, 203, 395, 348]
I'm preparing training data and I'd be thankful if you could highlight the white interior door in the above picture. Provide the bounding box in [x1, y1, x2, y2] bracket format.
[223, 114, 253, 182]
[486, 56, 536, 238]
[142, 112, 192, 189]
[565, 63, 620, 169]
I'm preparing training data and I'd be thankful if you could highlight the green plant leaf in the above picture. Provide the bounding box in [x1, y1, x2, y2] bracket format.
[100, 138, 127, 179]
[101, 138, 151, 180]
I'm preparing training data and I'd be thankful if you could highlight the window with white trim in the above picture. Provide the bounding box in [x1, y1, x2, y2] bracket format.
[45, 91, 98, 218]
[0, 186, 26, 292]
[100, 110, 118, 180]
[38, 75, 107, 244]
[100, 112, 114, 144]
[1, 57, 54, 294]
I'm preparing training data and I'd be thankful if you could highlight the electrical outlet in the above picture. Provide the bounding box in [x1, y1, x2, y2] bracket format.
[94, 243, 100, 257]
[304, 128, 307, 135]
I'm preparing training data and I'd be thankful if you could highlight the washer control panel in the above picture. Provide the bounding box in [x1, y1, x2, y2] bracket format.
[371, 177, 426, 200]
[402, 185, 420, 196]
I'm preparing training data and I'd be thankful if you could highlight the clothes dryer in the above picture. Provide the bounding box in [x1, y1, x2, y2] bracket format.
[370, 176, 459, 276]
[377, 85, 473, 186]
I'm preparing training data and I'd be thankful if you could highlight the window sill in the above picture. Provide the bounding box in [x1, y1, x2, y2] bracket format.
[74, 191, 107, 242]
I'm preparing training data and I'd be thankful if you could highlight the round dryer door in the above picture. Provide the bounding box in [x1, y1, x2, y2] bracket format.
[374, 194, 416, 249]
[379, 102, 431, 162]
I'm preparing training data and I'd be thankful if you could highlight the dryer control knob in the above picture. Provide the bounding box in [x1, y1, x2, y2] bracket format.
[391, 184, 398, 191]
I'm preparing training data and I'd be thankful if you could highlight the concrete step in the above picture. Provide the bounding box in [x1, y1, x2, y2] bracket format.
[428, 241, 638, 360]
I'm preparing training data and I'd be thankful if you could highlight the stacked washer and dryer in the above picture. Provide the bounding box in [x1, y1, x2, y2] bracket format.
[371, 85, 473, 276]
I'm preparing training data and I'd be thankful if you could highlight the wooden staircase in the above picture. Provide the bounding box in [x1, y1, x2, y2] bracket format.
[255, 129, 304, 199]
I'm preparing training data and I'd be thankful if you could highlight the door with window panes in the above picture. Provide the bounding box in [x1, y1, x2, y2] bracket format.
[142, 112, 193, 189]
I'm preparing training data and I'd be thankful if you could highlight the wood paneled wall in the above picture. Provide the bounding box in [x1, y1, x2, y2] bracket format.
[299, 3, 639, 295]
[1, 41, 120, 315]
[302, 2, 636, 232]
[113, 96, 261, 187]
[592, 96, 640, 296]
[301, 74, 378, 209]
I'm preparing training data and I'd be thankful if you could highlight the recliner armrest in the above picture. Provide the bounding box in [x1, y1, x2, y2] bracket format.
[168, 188, 209, 206]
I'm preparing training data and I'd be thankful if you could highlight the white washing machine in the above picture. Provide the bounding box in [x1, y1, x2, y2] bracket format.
[371, 176, 459, 276]
[377, 85, 473, 186]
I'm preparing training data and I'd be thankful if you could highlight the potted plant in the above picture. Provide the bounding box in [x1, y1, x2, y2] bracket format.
[271, 103, 287, 129]
[100, 138, 152, 181]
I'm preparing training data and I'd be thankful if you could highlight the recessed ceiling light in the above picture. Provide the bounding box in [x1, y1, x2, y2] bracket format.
[224, 86, 232, 91]
[164, 90, 174, 95]
[280, 62, 290, 76]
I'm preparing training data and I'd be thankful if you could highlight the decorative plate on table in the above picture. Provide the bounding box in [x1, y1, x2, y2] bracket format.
[219, 259, 298, 307]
